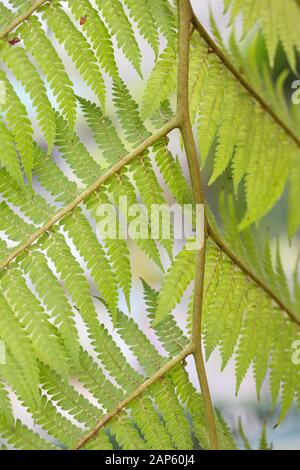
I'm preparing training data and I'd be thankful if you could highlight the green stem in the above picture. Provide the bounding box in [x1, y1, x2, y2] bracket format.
[0, 0, 49, 40]
[177, 0, 219, 451]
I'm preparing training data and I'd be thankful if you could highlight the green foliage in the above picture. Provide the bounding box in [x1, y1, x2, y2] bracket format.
[0, 0, 299, 452]
[238, 419, 273, 451]
[142, 30, 300, 233]
[141, 45, 177, 118]
[224, 0, 300, 70]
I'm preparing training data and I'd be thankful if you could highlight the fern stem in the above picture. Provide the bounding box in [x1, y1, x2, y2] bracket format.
[73, 344, 193, 450]
[0, 118, 179, 271]
[191, 13, 300, 149]
[0, 0, 49, 40]
[208, 223, 300, 328]
[177, 0, 219, 451]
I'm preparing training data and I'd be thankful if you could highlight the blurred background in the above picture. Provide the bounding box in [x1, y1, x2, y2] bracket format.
[1, 0, 300, 450]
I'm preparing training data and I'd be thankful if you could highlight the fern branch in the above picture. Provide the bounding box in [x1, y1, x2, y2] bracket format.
[0, 0, 48, 40]
[73, 345, 193, 450]
[0, 118, 179, 270]
[208, 223, 300, 329]
[192, 13, 300, 148]
[177, 0, 218, 451]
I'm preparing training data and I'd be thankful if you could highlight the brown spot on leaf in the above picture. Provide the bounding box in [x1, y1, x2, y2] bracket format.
[8, 37, 21, 46]
[80, 16, 87, 26]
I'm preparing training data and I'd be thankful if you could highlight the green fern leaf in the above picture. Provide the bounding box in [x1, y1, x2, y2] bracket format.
[67, 0, 119, 81]
[61, 209, 119, 319]
[42, 2, 105, 108]
[94, 0, 142, 77]
[0, 122, 23, 185]
[197, 56, 225, 165]
[0, 70, 34, 181]
[155, 246, 196, 324]
[141, 45, 177, 119]
[0, 42, 56, 152]
[18, 15, 77, 127]
[0, 294, 40, 403]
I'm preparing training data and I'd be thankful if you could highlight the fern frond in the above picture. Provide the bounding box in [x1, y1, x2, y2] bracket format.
[288, 151, 300, 240]
[142, 280, 189, 356]
[0, 41, 56, 152]
[0, 419, 58, 451]
[141, 45, 177, 119]
[42, 2, 105, 108]
[201, 239, 300, 413]
[209, 77, 239, 184]
[140, 11, 300, 230]
[147, 0, 176, 44]
[189, 34, 209, 124]
[39, 363, 113, 449]
[113, 307, 193, 449]
[18, 15, 77, 128]
[1, 268, 70, 379]
[20, 250, 80, 365]
[155, 246, 196, 324]
[94, 0, 142, 77]
[0, 294, 39, 403]
[123, 0, 159, 58]
[0, 70, 34, 181]
[231, 93, 255, 194]
[0, 201, 35, 241]
[0, 351, 39, 412]
[78, 97, 126, 166]
[61, 209, 118, 319]
[0, 382, 13, 427]
[0, 168, 54, 225]
[85, 190, 132, 309]
[67, 0, 119, 81]
[0, 122, 23, 186]
[113, 80, 150, 146]
[226, 0, 300, 70]
[39, 230, 98, 325]
[113, 83, 174, 257]
[55, 113, 102, 187]
[197, 56, 225, 165]
[203, 247, 236, 359]
[240, 115, 290, 229]
[34, 396, 83, 449]
[153, 140, 193, 205]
